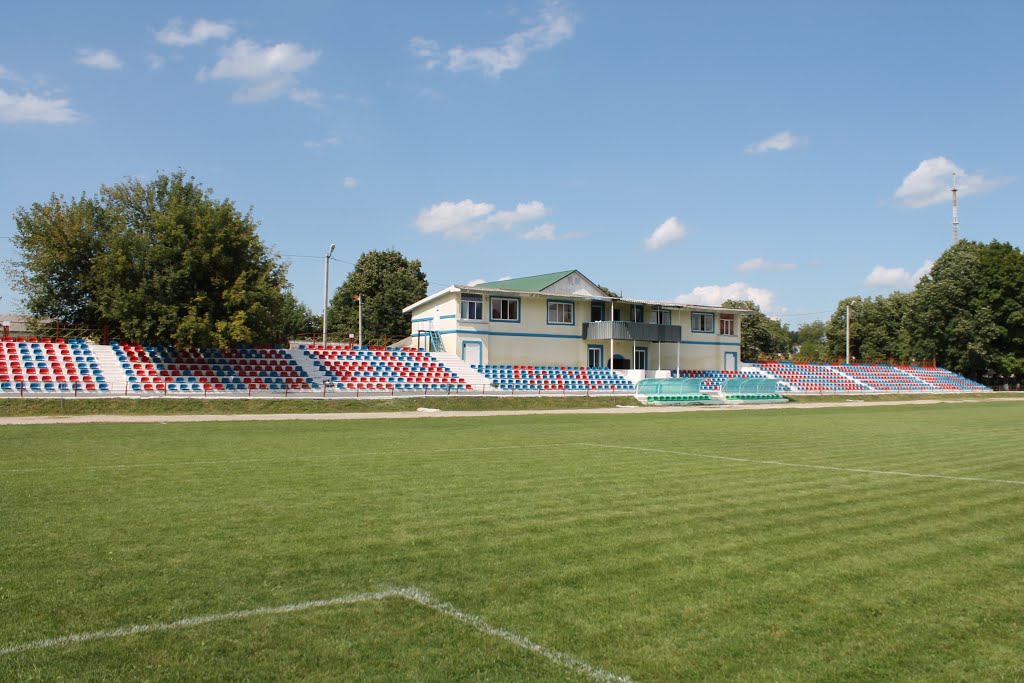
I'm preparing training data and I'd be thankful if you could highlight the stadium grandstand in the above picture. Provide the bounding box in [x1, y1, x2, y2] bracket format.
[0, 269, 991, 398]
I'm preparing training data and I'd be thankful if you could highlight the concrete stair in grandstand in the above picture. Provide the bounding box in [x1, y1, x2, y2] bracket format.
[286, 345, 333, 387]
[425, 351, 494, 390]
[89, 344, 129, 393]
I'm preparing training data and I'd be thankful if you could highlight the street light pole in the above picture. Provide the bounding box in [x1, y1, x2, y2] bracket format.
[356, 294, 363, 348]
[323, 243, 335, 347]
[845, 304, 851, 364]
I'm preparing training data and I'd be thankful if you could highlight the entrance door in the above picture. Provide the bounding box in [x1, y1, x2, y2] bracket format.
[587, 345, 603, 368]
[634, 347, 647, 370]
[462, 340, 482, 367]
[724, 351, 738, 372]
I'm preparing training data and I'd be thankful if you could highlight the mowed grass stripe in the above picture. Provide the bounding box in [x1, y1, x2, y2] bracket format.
[2, 403, 1023, 680]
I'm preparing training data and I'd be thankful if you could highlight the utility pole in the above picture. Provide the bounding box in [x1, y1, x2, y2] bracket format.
[322, 243, 335, 346]
[356, 294, 363, 348]
[845, 304, 851, 364]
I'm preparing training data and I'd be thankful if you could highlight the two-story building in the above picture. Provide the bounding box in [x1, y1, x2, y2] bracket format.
[403, 270, 749, 378]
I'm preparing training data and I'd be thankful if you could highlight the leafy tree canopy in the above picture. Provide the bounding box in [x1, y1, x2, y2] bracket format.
[8, 171, 292, 347]
[721, 299, 794, 361]
[907, 240, 1024, 379]
[326, 249, 428, 344]
[794, 320, 828, 359]
[824, 292, 913, 362]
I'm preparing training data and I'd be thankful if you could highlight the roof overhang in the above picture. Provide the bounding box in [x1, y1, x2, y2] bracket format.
[405, 284, 753, 316]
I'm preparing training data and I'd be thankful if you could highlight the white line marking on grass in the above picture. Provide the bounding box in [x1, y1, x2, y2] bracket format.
[392, 586, 636, 683]
[576, 442, 1024, 486]
[1, 586, 636, 683]
[1, 443, 575, 474]
[0, 590, 397, 656]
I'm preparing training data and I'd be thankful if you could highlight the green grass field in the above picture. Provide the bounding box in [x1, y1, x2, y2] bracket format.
[3, 403, 1023, 681]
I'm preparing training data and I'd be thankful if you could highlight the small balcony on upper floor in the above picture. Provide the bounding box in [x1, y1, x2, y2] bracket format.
[582, 321, 681, 343]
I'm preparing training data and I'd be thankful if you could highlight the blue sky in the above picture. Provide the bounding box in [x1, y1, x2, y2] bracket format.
[1, 1, 1021, 326]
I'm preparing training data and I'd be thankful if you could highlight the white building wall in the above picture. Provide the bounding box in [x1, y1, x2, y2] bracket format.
[407, 289, 744, 373]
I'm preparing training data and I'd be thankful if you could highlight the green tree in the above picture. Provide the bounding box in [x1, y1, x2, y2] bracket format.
[8, 172, 291, 347]
[907, 240, 1024, 379]
[721, 299, 794, 361]
[277, 291, 320, 341]
[824, 293, 912, 362]
[326, 249, 428, 344]
[6, 193, 105, 326]
[794, 320, 829, 359]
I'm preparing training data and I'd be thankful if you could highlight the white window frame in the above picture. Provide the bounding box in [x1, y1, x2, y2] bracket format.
[655, 309, 672, 325]
[547, 300, 575, 325]
[490, 296, 520, 322]
[691, 312, 715, 333]
[460, 294, 483, 321]
[719, 314, 736, 336]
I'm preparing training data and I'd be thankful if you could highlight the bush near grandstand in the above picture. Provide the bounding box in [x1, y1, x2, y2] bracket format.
[7, 171, 305, 347]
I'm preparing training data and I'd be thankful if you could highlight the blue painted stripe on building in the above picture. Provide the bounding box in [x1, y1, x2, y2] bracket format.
[679, 340, 741, 347]
[439, 314, 456, 319]
[436, 329, 582, 340]
[411, 316, 433, 323]
[434, 329, 740, 346]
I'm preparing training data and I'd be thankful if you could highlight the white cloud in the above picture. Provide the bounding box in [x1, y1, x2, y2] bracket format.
[414, 199, 549, 241]
[737, 256, 796, 272]
[303, 135, 339, 149]
[864, 260, 933, 289]
[76, 48, 123, 71]
[146, 54, 165, 70]
[415, 199, 496, 240]
[745, 130, 806, 154]
[0, 65, 14, 80]
[520, 223, 557, 240]
[0, 88, 80, 123]
[342, 176, 358, 189]
[644, 216, 687, 251]
[675, 282, 777, 313]
[197, 38, 320, 104]
[466, 278, 486, 286]
[487, 200, 547, 227]
[413, 1, 578, 78]
[289, 88, 321, 105]
[156, 18, 233, 47]
[409, 37, 441, 70]
[894, 156, 1010, 208]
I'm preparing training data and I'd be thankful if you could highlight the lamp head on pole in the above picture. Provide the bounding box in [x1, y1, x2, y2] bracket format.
[327, 243, 336, 257]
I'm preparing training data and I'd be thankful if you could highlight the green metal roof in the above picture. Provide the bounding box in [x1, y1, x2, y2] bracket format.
[470, 270, 577, 292]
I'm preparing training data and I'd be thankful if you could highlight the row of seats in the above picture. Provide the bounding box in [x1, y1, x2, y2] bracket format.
[112, 342, 316, 391]
[0, 337, 108, 391]
[474, 365, 635, 392]
[300, 344, 471, 391]
[751, 362, 991, 393]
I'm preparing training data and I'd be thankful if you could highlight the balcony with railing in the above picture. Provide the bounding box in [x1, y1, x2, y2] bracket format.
[582, 321, 681, 343]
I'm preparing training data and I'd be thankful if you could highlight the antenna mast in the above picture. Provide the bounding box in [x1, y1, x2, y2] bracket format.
[951, 172, 959, 244]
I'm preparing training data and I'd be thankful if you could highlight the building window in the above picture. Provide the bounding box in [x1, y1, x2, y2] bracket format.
[460, 294, 483, 321]
[547, 300, 574, 325]
[719, 314, 735, 336]
[630, 304, 644, 323]
[655, 309, 672, 325]
[612, 307, 622, 321]
[490, 297, 519, 322]
[588, 345, 603, 368]
[591, 301, 605, 322]
[692, 312, 715, 333]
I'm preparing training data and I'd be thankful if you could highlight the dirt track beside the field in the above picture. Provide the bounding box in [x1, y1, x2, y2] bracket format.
[2, 396, 1021, 426]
